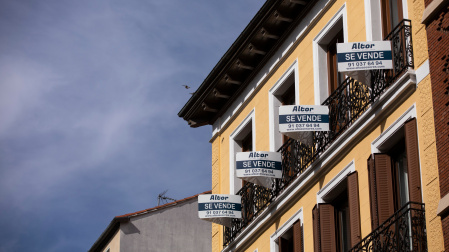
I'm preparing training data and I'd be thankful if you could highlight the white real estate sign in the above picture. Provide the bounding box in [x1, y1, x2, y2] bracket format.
[236, 151, 282, 188]
[337, 41, 393, 72]
[198, 194, 241, 227]
[279, 105, 329, 145]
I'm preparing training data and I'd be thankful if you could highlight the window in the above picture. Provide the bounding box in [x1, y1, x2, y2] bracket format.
[327, 28, 345, 95]
[229, 110, 255, 194]
[389, 139, 410, 209]
[269, 61, 303, 186]
[240, 128, 253, 188]
[313, 5, 347, 105]
[364, 0, 407, 41]
[281, 83, 296, 141]
[333, 188, 351, 252]
[278, 79, 298, 180]
[325, 27, 347, 133]
[380, 0, 403, 37]
[278, 220, 303, 252]
[241, 131, 253, 153]
[313, 162, 361, 252]
[367, 118, 422, 230]
[269, 61, 298, 151]
[271, 208, 303, 252]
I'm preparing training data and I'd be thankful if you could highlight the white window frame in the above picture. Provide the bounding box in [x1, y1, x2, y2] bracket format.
[370, 105, 423, 203]
[364, 0, 409, 41]
[270, 207, 303, 252]
[371, 104, 417, 153]
[313, 4, 348, 105]
[268, 60, 299, 151]
[317, 160, 355, 204]
[229, 109, 256, 195]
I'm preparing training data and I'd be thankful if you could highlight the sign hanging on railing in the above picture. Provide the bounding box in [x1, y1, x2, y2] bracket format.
[198, 194, 241, 227]
[279, 105, 329, 145]
[337, 41, 393, 72]
[236, 151, 282, 188]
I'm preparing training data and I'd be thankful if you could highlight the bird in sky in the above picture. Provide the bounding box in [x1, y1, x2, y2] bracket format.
[182, 85, 191, 89]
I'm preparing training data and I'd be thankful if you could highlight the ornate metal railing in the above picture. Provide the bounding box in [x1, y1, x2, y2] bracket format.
[223, 183, 272, 240]
[223, 19, 414, 247]
[371, 19, 413, 102]
[349, 202, 427, 252]
[273, 139, 315, 194]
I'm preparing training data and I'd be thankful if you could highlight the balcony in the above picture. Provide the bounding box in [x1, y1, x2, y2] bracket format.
[349, 202, 427, 252]
[223, 20, 415, 247]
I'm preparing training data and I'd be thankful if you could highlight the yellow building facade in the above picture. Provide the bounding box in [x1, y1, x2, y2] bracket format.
[179, 0, 443, 251]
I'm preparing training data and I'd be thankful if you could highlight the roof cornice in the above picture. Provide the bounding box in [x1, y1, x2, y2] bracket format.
[178, 0, 316, 127]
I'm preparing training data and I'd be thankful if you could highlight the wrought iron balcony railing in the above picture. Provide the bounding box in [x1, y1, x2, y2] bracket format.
[349, 202, 427, 252]
[223, 19, 414, 247]
[371, 19, 414, 102]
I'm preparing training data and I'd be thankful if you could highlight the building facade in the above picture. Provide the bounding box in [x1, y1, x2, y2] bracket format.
[422, 0, 449, 248]
[180, 0, 444, 251]
[89, 191, 212, 252]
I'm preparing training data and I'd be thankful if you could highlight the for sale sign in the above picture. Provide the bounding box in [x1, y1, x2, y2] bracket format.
[279, 105, 329, 145]
[337, 41, 393, 71]
[198, 194, 241, 227]
[236, 151, 282, 188]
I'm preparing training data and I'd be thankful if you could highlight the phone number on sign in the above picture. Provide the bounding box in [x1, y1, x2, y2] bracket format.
[244, 168, 274, 174]
[288, 123, 321, 128]
[347, 61, 383, 67]
[206, 210, 235, 215]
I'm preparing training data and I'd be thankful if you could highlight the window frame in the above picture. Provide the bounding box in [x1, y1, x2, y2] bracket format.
[369, 105, 423, 228]
[315, 161, 359, 251]
[364, 0, 409, 41]
[313, 4, 348, 105]
[269, 60, 299, 152]
[371, 105, 417, 154]
[317, 161, 355, 204]
[270, 208, 304, 252]
[229, 109, 256, 195]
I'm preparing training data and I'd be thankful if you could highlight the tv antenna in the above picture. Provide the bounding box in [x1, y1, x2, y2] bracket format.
[157, 190, 176, 206]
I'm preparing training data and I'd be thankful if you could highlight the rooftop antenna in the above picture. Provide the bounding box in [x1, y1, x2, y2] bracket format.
[157, 190, 176, 206]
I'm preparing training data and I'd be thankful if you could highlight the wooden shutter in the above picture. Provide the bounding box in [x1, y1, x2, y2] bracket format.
[347, 171, 361, 247]
[312, 205, 320, 252]
[278, 220, 302, 252]
[367, 154, 395, 230]
[319, 204, 337, 252]
[367, 155, 379, 229]
[293, 220, 303, 252]
[404, 118, 422, 204]
[278, 236, 289, 252]
[375, 154, 395, 226]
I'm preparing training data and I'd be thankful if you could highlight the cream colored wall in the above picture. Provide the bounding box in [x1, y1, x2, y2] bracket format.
[102, 228, 120, 252]
[211, 0, 443, 251]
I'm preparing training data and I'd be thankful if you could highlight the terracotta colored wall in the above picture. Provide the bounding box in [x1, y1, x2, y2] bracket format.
[426, 2, 449, 249]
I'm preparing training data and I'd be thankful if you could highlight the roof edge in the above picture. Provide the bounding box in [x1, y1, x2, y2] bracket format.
[177, 0, 279, 121]
[88, 190, 211, 252]
[115, 190, 212, 219]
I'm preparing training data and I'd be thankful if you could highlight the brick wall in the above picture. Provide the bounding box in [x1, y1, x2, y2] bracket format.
[425, 2, 449, 249]
[426, 3, 449, 197]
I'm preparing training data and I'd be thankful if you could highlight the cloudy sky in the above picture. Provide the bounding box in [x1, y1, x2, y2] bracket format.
[0, 1, 264, 251]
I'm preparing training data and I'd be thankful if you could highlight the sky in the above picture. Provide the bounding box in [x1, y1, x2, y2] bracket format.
[0, 1, 265, 251]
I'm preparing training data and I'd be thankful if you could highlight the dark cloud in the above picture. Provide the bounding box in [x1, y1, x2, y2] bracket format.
[0, 0, 264, 251]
